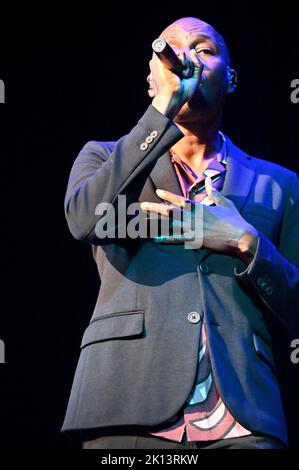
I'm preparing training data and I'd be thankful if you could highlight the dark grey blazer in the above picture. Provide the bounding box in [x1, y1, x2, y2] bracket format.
[62, 105, 299, 445]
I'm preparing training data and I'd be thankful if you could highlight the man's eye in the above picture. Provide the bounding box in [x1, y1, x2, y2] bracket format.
[196, 49, 213, 55]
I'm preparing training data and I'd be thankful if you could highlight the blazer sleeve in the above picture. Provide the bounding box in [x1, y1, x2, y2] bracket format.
[234, 171, 299, 336]
[64, 105, 183, 244]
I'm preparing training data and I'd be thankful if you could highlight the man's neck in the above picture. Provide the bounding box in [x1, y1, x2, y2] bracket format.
[171, 120, 221, 173]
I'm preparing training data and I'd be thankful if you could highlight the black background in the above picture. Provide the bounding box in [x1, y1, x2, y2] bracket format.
[0, 2, 298, 448]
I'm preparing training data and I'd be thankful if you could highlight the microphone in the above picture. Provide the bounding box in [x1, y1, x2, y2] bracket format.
[152, 38, 183, 77]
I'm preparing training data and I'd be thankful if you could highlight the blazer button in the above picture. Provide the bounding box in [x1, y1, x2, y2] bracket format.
[150, 130, 158, 138]
[140, 142, 148, 151]
[187, 311, 202, 324]
[199, 262, 210, 274]
[258, 274, 271, 286]
[257, 276, 265, 286]
[189, 442, 198, 449]
[145, 135, 154, 144]
[265, 286, 273, 296]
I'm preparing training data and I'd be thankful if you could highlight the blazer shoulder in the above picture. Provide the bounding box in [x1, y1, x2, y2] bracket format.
[228, 137, 297, 183]
[250, 154, 296, 179]
[80, 140, 117, 157]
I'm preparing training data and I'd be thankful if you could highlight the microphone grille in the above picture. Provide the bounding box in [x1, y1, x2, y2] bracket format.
[152, 38, 166, 53]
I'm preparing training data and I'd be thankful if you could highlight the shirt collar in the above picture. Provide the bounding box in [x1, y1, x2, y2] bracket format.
[170, 131, 227, 167]
[216, 131, 227, 165]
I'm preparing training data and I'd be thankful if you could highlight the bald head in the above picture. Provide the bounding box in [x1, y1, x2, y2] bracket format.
[160, 17, 231, 65]
[148, 16, 236, 124]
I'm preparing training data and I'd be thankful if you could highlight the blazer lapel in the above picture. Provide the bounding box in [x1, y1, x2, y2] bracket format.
[148, 151, 183, 201]
[221, 136, 256, 213]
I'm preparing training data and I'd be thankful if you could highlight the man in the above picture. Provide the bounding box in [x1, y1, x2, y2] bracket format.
[62, 17, 299, 449]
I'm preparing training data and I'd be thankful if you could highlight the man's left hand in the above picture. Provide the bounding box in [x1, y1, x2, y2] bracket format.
[140, 176, 258, 265]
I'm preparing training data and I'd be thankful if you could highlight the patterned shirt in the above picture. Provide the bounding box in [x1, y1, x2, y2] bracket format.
[149, 134, 252, 443]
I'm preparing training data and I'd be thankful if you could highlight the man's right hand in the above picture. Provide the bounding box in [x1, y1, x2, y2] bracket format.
[148, 49, 203, 121]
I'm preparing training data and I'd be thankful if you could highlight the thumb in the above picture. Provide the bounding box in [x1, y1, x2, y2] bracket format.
[205, 176, 231, 206]
[189, 49, 204, 80]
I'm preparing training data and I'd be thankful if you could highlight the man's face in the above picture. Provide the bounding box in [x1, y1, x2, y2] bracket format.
[148, 18, 231, 123]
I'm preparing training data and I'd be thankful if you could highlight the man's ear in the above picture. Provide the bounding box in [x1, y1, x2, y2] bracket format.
[226, 67, 237, 94]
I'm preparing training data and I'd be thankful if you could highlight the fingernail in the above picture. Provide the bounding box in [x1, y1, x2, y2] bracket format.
[153, 236, 167, 243]
[156, 189, 165, 196]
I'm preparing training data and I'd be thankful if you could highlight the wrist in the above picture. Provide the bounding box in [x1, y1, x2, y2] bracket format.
[236, 226, 258, 266]
[152, 92, 183, 120]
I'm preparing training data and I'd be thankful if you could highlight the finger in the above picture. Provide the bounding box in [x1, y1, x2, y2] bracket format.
[184, 56, 194, 78]
[150, 54, 164, 75]
[153, 232, 195, 244]
[156, 189, 188, 208]
[150, 53, 159, 66]
[147, 72, 155, 98]
[205, 177, 232, 206]
[189, 49, 202, 67]
[178, 51, 186, 67]
[177, 52, 188, 78]
[153, 236, 182, 244]
[189, 49, 203, 80]
[180, 52, 194, 78]
[140, 201, 178, 216]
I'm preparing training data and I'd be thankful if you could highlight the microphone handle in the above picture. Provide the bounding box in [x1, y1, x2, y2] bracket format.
[152, 38, 183, 76]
